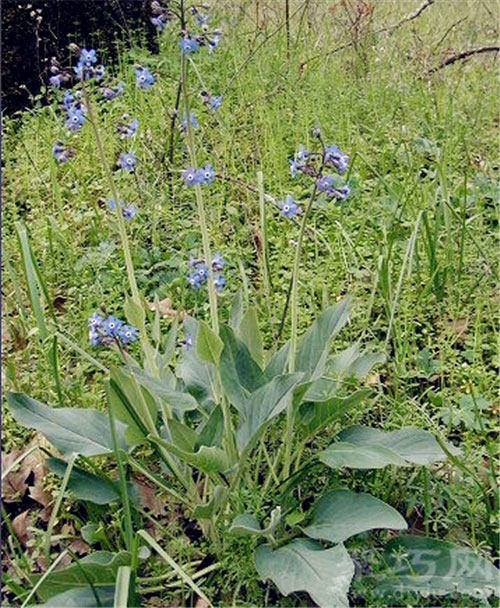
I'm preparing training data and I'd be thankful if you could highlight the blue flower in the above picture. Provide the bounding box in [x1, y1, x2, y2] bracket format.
[88, 312, 104, 329]
[196, 264, 210, 281]
[151, 15, 167, 30]
[324, 145, 349, 174]
[328, 184, 350, 201]
[88, 312, 104, 347]
[66, 108, 86, 131]
[317, 175, 336, 193]
[296, 145, 309, 165]
[123, 204, 137, 220]
[208, 33, 221, 53]
[196, 13, 211, 26]
[211, 252, 225, 271]
[180, 113, 198, 132]
[280, 195, 301, 219]
[290, 159, 300, 178]
[136, 67, 155, 89]
[188, 270, 204, 289]
[209, 95, 223, 112]
[184, 333, 194, 349]
[125, 118, 139, 137]
[94, 65, 105, 81]
[52, 141, 74, 163]
[103, 315, 123, 338]
[119, 152, 137, 172]
[182, 167, 201, 186]
[179, 36, 199, 54]
[80, 48, 98, 66]
[199, 164, 216, 185]
[118, 324, 138, 345]
[102, 82, 124, 100]
[213, 274, 226, 292]
[49, 74, 62, 88]
[63, 91, 75, 111]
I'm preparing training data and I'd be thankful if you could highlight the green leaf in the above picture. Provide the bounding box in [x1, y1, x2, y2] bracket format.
[378, 536, 499, 598]
[7, 393, 128, 457]
[319, 442, 406, 469]
[35, 586, 116, 607]
[81, 523, 103, 545]
[255, 539, 354, 607]
[236, 373, 303, 453]
[339, 426, 460, 465]
[298, 389, 371, 435]
[151, 436, 230, 474]
[219, 325, 266, 412]
[229, 289, 244, 329]
[166, 418, 198, 452]
[303, 489, 407, 543]
[31, 551, 130, 602]
[237, 307, 264, 367]
[193, 485, 228, 520]
[107, 368, 158, 446]
[328, 343, 386, 379]
[319, 426, 460, 470]
[132, 371, 199, 418]
[197, 405, 224, 448]
[124, 295, 145, 329]
[264, 342, 290, 380]
[114, 566, 131, 608]
[177, 318, 216, 409]
[197, 320, 223, 366]
[48, 458, 119, 504]
[295, 298, 351, 380]
[229, 507, 281, 537]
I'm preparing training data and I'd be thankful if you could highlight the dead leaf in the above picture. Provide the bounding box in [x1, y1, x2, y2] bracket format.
[444, 317, 469, 340]
[68, 539, 91, 555]
[148, 298, 185, 320]
[2, 451, 29, 503]
[2, 317, 11, 345]
[12, 510, 31, 546]
[137, 482, 168, 517]
[194, 598, 210, 608]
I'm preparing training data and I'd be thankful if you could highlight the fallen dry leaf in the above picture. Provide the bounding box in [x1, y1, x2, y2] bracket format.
[137, 482, 168, 517]
[12, 510, 31, 546]
[148, 297, 178, 318]
[444, 317, 469, 340]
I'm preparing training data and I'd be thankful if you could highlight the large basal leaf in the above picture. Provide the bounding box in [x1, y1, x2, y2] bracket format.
[255, 538, 354, 607]
[236, 373, 303, 453]
[264, 342, 290, 380]
[298, 389, 371, 435]
[107, 367, 158, 446]
[151, 435, 230, 474]
[229, 507, 281, 537]
[48, 458, 119, 505]
[197, 320, 223, 366]
[328, 343, 386, 380]
[338, 426, 460, 465]
[237, 307, 264, 368]
[303, 489, 407, 543]
[377, 536, 499, 599]
[31, 551, 130, 601]
[177, 317, 217, 409]
[295, 297, 351, 380]
[319, 441, 406, 469]
[35, 586, 116, 607]
[7, 393, 128, 457]
[219, 325, 266, 412]
[132, 370, 199, 418]
[196, 405, 224, 448]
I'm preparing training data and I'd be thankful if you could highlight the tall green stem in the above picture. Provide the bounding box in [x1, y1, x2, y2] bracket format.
[282, 180, 320, 479]
[180, 54, 219, 334]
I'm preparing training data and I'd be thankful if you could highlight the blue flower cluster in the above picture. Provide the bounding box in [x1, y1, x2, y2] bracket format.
[74, 47, 105, 82]
[135, 66, 155, 90]
[180, 112, 199, 132]
[108, 200, 137, 220]
[188, 253, 226, 292]
[289, 139, 351, 202]
[119, 152, 137, 172]
[117, 117, 139, 138]
[102, 82, 125, 101]
[182, 164, 216, 186]
[52, 141, 75, 163]
[88, 313, 138, 347]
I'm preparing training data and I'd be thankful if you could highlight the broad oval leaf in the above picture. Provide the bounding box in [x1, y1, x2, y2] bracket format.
[229, 507, 281, 537]
[298, 389, 371, 435]
[219, 325, 266, 412]
[31, 551, 130, 602]
[151, 435, 230, 474]
[328, 343, 386, 380]
[237, 307, 264, 367]
[295, 297, 351, 380]
[255, 539, 354, 607]
[35, 586, 116, 608]
[378, 536, 500, 598]
[319, 441, 406, 469]
[7, 393, 128, 457]
[303, 489, 407, 543]
[197, 320, 223, 366]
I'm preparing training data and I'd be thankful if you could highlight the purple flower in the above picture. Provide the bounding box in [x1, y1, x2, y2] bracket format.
[180, 112, 198, 132]
[49, 74, 62, 88]
[136, 67, 155, 90]
[182, 167, 201, 186]
[188, 270, 204, 289]
[52, 141, 74, 163]
[103, 315, 123, 338]
[118, 324, 138, 345]
[123, 204, 137, 220]
[213, 274, 226, 292]
[324, 145, 349, 174]
[66, 108, 86, 131]
[63, 91, 75, 111]
[80, 48, 98, 66]
[179, 37, 199, 54]
[102, 82, 124, 100]
[317, 175, 336, 193]
[211, 252, 225, 271]
[198, 163, 216, 185]
[151, 15, 167, 30]
[185, 333, 194, 349]
[280, 195, 301, 220]
[119, 152, 137, 172]
[123, 118, 139, 138]
[209, 95, 223, 112]
[208, 32, 222, 53]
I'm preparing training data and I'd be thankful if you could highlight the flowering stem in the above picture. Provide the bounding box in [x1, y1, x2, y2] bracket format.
[82, 83, 159, 377]
[282, 179, 321, 480]
[180, 53, 219, 335]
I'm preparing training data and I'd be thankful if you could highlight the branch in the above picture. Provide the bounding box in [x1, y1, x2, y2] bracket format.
[428, 46, 500, 74]
[300, 0, 435, 70]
